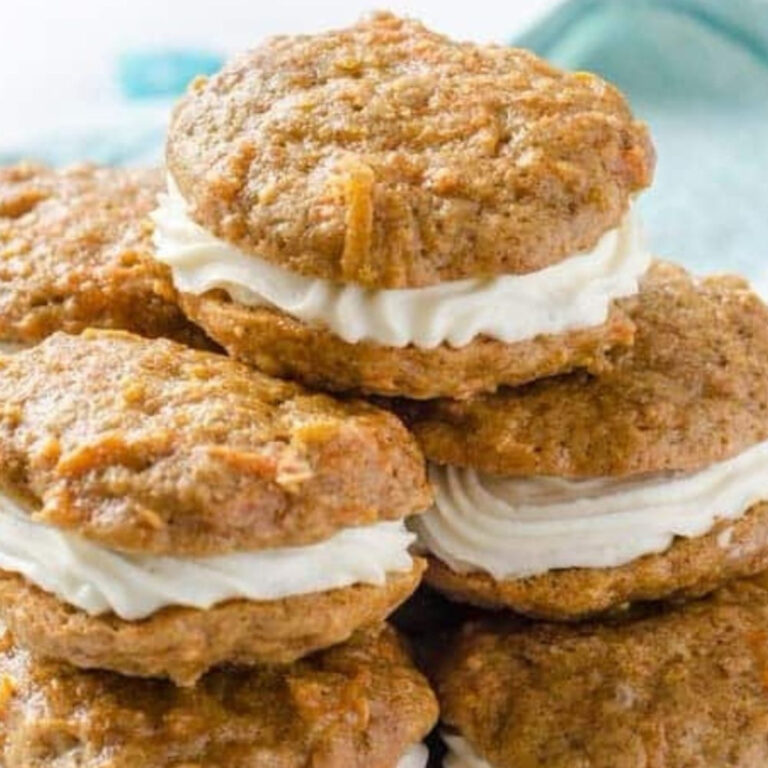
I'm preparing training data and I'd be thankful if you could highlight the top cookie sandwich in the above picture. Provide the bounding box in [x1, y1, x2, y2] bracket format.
[0, 163, 210, 350]
[156, 12, 655, 398]
[0, 329, 430, 684]
[406, 263, 768, 618]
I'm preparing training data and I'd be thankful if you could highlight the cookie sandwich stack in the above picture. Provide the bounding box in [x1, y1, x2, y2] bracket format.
[409, 263, 768, 767]
[410, 264, 768, 619]
[144, 13, 684, 767]
[152, 12, 654, 401]
[0, 11, 761, 767]
[0, 329, 437, 766]
[148, 11, 768, 766]
[0, 162, 437, 766]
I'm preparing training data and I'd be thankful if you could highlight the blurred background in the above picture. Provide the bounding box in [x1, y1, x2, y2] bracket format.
[2, 0, 767, 283]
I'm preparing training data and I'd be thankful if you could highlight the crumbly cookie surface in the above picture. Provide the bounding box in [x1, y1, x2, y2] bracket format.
[167, 12, 653, 289]
[426, 503, 768, 619]
[0, 163, 209, 346]
[0, 622, 438, 767]
[181, 292, 634, 399]
[405, 263, 768, 476]
[0, 330, 430, 556]
[0, 561, 423, 685]
[432, 572, 768, 768]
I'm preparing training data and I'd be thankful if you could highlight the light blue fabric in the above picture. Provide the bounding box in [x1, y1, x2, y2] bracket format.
[0, 113, 168, 168]
[117, 50, 223, 99]
[515, 0, 768, 281]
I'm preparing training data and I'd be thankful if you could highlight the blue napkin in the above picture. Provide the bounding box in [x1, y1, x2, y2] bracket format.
[116, 50, 223, 100]
[515, 0, 768, 282]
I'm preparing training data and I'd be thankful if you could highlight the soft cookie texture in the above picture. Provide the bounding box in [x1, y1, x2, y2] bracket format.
[0, 163, 209, 347]
[404, 263, 768, 476]
[426, 504, 768, 619]
[0, 330, 430, 682]
[165, 12, 652, 398]
[168, 12, 653, 288]
[403, 263, 768, 618]
[0, 565, 423, 686]
[0, 623, 438, 768]
[0, 330, 430, 556]
[181, 292, 635, 399]
[432, 573, 768, 768]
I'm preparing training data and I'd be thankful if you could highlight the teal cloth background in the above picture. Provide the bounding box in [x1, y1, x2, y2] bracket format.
[3, 1, 766, 281]
[515, 0, 768, 282]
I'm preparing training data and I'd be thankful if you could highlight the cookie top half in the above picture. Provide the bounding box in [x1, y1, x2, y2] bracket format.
[167, 12, 653, 288]
[432, 573, 768, 768]
[0, 624, 437, 768]
[404, 263, 768, 476]
[0, 163, 207, 347]
[0, 330, 430, 556]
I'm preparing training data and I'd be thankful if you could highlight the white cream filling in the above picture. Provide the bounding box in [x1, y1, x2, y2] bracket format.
[0, 491, 415, 620]
[443, 735, 494, 768]
[414, 439, 768, 580]
[397, 743, 430, 768]
[151, 178, 650, 349]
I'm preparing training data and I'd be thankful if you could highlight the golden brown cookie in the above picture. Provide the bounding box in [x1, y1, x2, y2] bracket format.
[431, 572, 768, 768]
[0, 330, 430, 555]
[158, 12, 654, 399]
[0, 163, 210, 347]
[0, 623, 438, 768]
[168, 13, 652, 288]
[406, 263, 768, 618]
[181, 292, 635, 399]
[425, 504, 768, 619]
[0, 330, 430, 683]
[0, 564, 423, 686]
[405, 263, 768, 477]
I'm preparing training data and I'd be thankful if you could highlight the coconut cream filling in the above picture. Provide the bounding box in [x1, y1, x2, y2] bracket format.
[0, 491, 416, 620]
[413, 439, 768, 580]
[151, 177, 650, 350]
[396, 743, 430, 768]
[443, 734, 495, 768]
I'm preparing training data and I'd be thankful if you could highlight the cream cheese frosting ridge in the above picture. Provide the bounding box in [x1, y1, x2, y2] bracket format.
[152, 178, 650, 350]
[396, 743, 430, 768]
[415, 439, 768, 580]
[0, 492, 415, 620]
